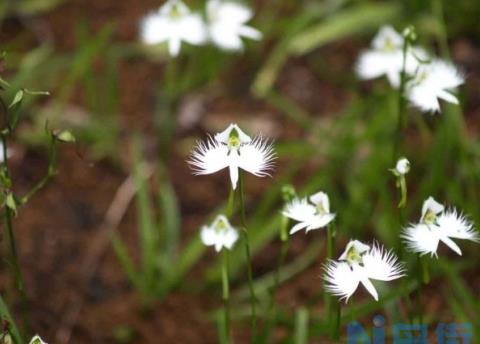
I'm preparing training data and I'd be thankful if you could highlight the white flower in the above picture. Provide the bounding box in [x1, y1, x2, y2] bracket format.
[201, 215, 238, 252]
[406, 59, 464, 113]
[188, 123, 275, 189]
[394, 157, 410, 175]
[283, 191, 336, 234]
[206, 0, 262, 51]
[0, 142, 9, 163]
[402, 197, 479, 257]
[29, 335, 47, 344]
[356, 25, 426, 88]
[324, 240, 405, 302]
[140, 0, 207, 56]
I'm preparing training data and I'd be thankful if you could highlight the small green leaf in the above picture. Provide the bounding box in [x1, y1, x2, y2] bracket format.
[55, 130, 76, 143]
[8, 90, 24, 109]
[5, 193, 16, 213]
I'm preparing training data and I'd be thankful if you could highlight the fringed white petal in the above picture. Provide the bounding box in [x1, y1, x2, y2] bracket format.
[188, 137, 230, 175]
[362, 242, 405, 281]
[437, 209, 479, 242]
[402, 224, 440, 257]
[237, 136, 276, 177]
[323, 261, 359, 303]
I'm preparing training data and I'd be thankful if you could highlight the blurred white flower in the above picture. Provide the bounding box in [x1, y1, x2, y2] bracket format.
[201, 215, 238, 252]
[283, 191, 335, 234]
[402, 197, 479, 257]
[206, 0, 262, 51]
[324, 240, 405, 302]
[188, 123, 275, 190]
[406, 59, 464, 113]
[140, 0, 207, 56]
[29, 335, 47, 344]
[394, 157, 410, 176]
[0, 142, 9, 163]
[356, 25, 426, 88]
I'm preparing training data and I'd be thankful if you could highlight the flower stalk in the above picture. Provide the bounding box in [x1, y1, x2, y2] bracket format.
[221, 249, 231, 343]
[238, 173, 257, 338]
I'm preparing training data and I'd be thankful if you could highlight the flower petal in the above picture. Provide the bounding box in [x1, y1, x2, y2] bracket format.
[362, 242, 405, 281]
[323, 261, 359, 303]
[401, 223, 440, 257]
[353, 265, 379, 301]
[437, 209, 479, 242]
[188, 137, 230, 175]
[237, 137, 275, 177]
[283, 198, 316, 223]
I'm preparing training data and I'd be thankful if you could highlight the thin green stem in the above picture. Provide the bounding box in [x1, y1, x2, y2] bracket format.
[421, 257, 430, 285]
[222, 250, 231, 343]
[1, 134, 30, 335]
[331, 300, 341, 340]
[325, 223, 335, 325]
[393, 35, 409, 164]
[20, 135, 57, 205]
[263, 215, 290, 342]
[238, 173, 257, 339]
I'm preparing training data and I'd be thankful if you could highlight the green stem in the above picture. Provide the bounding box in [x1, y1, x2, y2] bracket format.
[263, 216, 290, 342]
[421, 257, 430, 285]
[325, 224, 335, 328]
[20, 135, 57, 205]
[238, 173, 257, 339]
[393, 35, 409, 164]
[222, 250, 231, 343]
[331, 300, 341, 340]
[1, 134, 30, 336]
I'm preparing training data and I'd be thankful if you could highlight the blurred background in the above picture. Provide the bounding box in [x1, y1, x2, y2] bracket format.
[1, 0, 480, 343]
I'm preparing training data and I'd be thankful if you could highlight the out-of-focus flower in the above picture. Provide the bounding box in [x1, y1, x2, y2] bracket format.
[402, 197, 479, 257]
[283, 191, 335, 234]
[356, 25, 425, 87]
[206, 0, 262, 51]
[29, 335, 47, 344]
[188, 123, 275, 190]
[201, 215, 238, 252]
[405, 59, 464, 113]
[324, 240, 405, 302]
[393, 157, 410, 176]
[140, 0, 207, 56]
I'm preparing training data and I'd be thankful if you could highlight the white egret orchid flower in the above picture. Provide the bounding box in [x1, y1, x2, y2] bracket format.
[206, 0, 262, 51]
[356, 25, 426, 88]
[402, 197, 479, 257]
[201, 215, 238, 252]
[188, 123, 275, 190]
[29, 335, 47, 344]
[405, 59, 464, 113]
[140, 0, 207, 56]
[324, 240, 405, 302]
[283, 191, 335, 234]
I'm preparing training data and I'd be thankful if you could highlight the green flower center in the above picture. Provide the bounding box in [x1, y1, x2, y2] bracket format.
[422, 209, 437, 225]
[346, 246, 364, 265]
[214, 219, 228, 233]
[315, 203, 326, 215]
[382, 37, 397, 52]
[169, 4, 182, 19]
[227, 128, 241, 150]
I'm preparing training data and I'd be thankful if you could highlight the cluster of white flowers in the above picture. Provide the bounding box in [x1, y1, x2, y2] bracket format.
[140, 0, 262, 56]
[189, 123, 479, 303]
[357, 25, 464, 113]
[402, 197, 479, 257]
